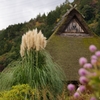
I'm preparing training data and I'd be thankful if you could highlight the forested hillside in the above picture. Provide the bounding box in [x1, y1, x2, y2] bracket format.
[74, 0, 100, 35]
[0, 0, 100, 70]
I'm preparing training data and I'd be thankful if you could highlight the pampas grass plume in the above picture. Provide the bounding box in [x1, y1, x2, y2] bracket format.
[20, 28, 47, 57]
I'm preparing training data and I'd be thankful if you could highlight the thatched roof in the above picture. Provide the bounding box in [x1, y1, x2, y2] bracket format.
[46, 7, 100, 81]
[46, 36, 100, 81]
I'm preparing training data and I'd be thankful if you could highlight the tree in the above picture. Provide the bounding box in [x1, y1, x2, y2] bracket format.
[82, 5, 94, 21]
[96, 18, 100, 36]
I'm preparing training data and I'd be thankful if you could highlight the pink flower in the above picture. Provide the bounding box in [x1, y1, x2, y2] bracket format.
[79, 57, 87, 66]
[91, 59, 97, 65]
[67, 84, 75, 92]
[73, 92, 80, 98]
[89, 45, 97, 52]
[91, 55, 97, 60]
[78, 68, 88, 76]
[95, 51, 100, 57]
[79, 76, 88, 84]
[78, 85, 86, 93]
[90, 97, 97, 100]
[83, 63, 92, 69]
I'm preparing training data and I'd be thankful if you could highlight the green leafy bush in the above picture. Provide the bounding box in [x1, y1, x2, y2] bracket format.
[0, 84, 34, 100]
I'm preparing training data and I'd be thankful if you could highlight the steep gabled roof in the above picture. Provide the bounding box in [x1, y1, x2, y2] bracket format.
[51, 7, 95, 38]
[46, 7, 100, 81]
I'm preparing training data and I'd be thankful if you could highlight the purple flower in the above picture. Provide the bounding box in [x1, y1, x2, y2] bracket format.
[91, 55, 97, 60]
[79, 57, 87, 66]
[73, 92, 80, 98]
[90, 97, 97, 100]
[79, 76, 88, 84]
[91, 59, 97, 65]
[83, 63, 92, 69]
[67, 84, 75, 92]
[89, 45, 97, 52]
[95, 51, 100, 57]
[78, 68, 88, 76]
[78, 85, 86, 93]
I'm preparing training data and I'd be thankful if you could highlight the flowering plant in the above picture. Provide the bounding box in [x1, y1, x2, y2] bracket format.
[67, 45, 100, 100]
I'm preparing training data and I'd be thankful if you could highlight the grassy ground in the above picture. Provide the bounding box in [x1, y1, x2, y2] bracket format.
[46, 35, 100, 81]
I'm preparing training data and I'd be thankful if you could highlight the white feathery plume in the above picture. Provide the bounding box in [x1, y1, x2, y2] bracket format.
[28, 30, 35, 50]
[33, 29, 38, 50]
[20, 34, 27, 57]
[38, 30, 43, 49]
[35, 33, 40, 51]
[20, 28, 47, 57]
[26, 30, 32, 51]
[20, 43, 25, 57]
[21, 34, 27, 49]
[38, 30, 46, 50]
[30, 30, 35, 49]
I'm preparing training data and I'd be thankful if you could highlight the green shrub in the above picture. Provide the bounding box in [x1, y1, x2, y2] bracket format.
[0, 84, 34, 100]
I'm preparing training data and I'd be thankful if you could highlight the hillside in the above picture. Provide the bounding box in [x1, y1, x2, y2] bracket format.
[0, 0, 100, 71]
[73, 0, 100, 35]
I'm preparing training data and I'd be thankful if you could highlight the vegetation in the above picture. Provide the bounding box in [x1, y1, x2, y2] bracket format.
[0, 0, 100, 69]
[0, 1, 70, 69]
[0, 29, 65, 100]
[0, 84, 34, 100]
[67, 45, 100, 100]
[74, 0, 100, 35]
[0, 0, 100, 99]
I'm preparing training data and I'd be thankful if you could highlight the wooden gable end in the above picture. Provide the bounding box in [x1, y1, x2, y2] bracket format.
[56, 8, 93, 37]
[65, 18, 84, 33]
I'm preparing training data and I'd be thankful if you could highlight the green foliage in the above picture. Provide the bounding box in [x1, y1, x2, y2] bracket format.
[96, 19, 100, 36]
[0, 83, 66, 100]
[0, 50, 20, 67]
[47, 11, 57, 25]
[0, 0, 100, 69]
[12, 50, 65, 96]
[82, 5, 94, 22]
[0, 0, 71, 69]
[0, 61, 22, 90]
[0, 84, 34, 100]
[0, 35, 65, 98]
[74, 0, 100, 34]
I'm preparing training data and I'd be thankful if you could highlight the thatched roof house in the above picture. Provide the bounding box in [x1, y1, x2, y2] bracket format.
[46, 6, 100, 81]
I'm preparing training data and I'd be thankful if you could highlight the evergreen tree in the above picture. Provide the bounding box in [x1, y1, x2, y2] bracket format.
[96, 19, 100, 36]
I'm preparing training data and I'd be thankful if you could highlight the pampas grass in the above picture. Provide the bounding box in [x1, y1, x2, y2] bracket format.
[20, 28, 47, 57]
[0, 61, 22, 91]
[0, 29, 66, 99]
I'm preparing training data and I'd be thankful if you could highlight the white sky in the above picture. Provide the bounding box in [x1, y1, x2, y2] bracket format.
[0, 0, 74, 30]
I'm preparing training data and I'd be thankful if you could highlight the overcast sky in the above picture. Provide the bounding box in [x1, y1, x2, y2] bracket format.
[0, 0, 74, 30]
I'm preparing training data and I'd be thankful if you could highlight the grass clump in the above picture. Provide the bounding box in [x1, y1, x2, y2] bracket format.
[0, 29, 66, 100]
